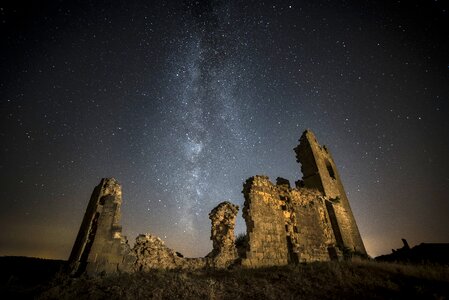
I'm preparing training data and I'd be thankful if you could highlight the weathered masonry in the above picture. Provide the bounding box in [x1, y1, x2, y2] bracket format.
[240, 130, 366, 267]
[295, 130, 366, 255]
[68, 178, 135, 275]
[69, 130, 367, 274]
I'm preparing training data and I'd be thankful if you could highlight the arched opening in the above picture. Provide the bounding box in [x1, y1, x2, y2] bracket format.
[325, 159, 336, 180]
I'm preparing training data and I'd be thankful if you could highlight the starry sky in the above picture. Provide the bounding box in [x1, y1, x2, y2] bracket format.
[1, 0, 448, 259]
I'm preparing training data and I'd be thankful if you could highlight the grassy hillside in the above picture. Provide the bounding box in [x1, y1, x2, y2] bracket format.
[0, 256, 66, 298]
[36, 260, 449, 299]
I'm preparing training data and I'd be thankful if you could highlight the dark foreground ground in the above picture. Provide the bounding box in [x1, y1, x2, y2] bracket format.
[1, 257, 448, 299]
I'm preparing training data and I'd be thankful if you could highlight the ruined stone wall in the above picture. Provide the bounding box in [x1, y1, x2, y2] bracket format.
[240, 175, 348, 265]
[132, 234, 206, 270]
[69, 178, 134, 275]
[241, 176, 289, 267]
[288, 188, 337, 262]
[276, 180, 301, 264]
[330, 204, 358, 251]
[207, 201, 239, 268]
[70, 180, 228, 274]
[70, 129, 367, 275]
[294, 130, 367, 255]
[264, 178, 336, 264]
[68, 183, 102, 267]
[84, 194, 134, 274]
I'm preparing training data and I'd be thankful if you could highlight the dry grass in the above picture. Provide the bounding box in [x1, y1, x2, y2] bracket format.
[36, 260, 449, 300]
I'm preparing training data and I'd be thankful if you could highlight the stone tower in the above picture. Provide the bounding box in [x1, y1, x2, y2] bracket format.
[294, 130, 367, 255]
[241, 176, 290, 267]
[69, 178, 134, 275]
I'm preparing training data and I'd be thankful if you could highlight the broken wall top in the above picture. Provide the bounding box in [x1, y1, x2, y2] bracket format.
[100, 178, 122, 200]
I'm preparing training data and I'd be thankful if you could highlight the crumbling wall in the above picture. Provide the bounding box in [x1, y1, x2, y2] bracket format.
[294, 130, 367, 255]
[84, 193, 135, 274]
[241, 176, 340, 266]
[70, 180, 225, 274]
[267, 177, 339, 263]
[242, 176, 289, 267]
[69, 129, 367, 275]
[288, 188, 337, 262]
[133, 234, 206, 270]
[207, 201, 239, 268]
[69, 178, 135, 275]
[275, 179, 301, 264]
[131, 201, 240, 271]
[330, 204, 357, 250]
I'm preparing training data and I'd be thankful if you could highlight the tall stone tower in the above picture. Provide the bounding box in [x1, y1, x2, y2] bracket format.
[294, 130, 366, 255]
[69, 178, 134, 275]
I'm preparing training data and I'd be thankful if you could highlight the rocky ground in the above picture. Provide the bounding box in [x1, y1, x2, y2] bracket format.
[1, 257, 448, 299]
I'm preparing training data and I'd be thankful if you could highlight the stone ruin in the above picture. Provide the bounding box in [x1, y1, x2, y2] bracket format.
[68, 178, 134, 274]
[68, 130, 367, 275]
[206, 201, 239, 268]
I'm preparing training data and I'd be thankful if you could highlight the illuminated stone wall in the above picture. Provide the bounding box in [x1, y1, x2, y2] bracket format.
[69, 130, 366, 274]
[241, 176, 339, 266]
[68, 178, 134, 275]
[294, 130, 367, 255]
[241, 176, 289, 267]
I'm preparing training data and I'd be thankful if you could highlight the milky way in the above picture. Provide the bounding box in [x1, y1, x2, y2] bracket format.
[1, 1, 448, 258]
[141, 6, 259, 255]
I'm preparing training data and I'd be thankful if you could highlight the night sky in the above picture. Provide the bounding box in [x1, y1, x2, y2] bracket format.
[1, 0, 448, 260]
